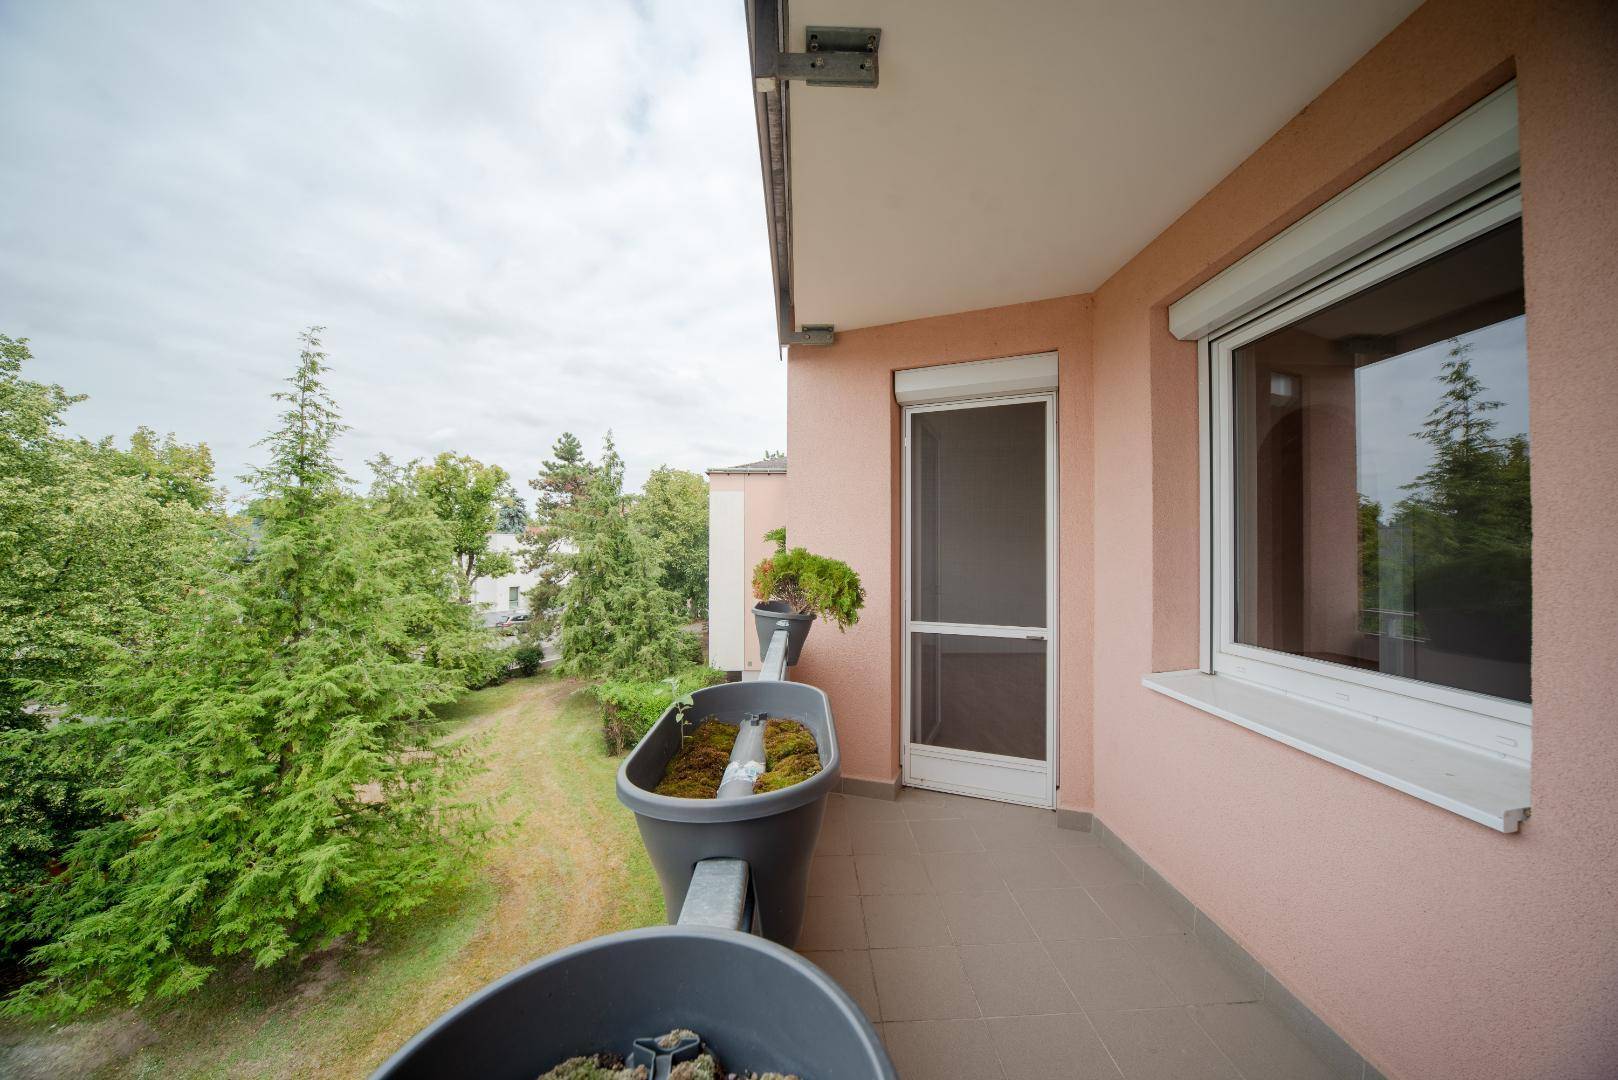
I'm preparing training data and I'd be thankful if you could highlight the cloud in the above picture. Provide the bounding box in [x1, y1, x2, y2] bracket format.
[0, 0, 785, 502]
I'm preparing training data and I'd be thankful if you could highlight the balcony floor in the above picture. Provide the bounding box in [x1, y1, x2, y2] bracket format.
[799, 787, 1352, 1080]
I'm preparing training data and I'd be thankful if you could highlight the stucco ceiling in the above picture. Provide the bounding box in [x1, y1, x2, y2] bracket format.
[784, 0, 1423, 332]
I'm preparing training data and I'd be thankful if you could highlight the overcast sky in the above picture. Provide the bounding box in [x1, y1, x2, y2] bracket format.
[0, 1, 785, 504]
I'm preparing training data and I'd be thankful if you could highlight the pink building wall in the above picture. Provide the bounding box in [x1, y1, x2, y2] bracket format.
[784, 1, 1618, 1076]
[709, 469, 787, 673]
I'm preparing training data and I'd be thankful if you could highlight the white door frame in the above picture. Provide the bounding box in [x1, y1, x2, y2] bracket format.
[901, 391, 1058, 808]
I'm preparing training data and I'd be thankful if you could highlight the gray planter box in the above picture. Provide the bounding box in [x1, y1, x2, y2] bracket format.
[753, 601, 815, 666]
[370, 925, 893, 1080]
[616, 679, 838, 946]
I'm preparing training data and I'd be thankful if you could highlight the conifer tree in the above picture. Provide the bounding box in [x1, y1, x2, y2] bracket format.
[556, 435, 689, 680]
[3, 329, 489, 1017]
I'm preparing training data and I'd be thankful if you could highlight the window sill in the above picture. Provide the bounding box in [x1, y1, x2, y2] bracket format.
[1142, 670, 1530, 833]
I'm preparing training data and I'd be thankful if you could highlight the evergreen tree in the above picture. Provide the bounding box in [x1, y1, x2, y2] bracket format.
[556, 437, 689, 680]
[519, 431, 596, 631]
[3, 329, 489, 1017]
[0, 336, 214, 939]
[1389, 339, 1532, 657]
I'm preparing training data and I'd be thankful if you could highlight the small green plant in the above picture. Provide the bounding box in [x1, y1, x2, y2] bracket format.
[751, 547, 865, 630]
[763, 525, 786, 553]
[511, 643, 544, 677]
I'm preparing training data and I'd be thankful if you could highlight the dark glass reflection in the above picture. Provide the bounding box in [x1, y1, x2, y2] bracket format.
[1233, 220, 1530, 702]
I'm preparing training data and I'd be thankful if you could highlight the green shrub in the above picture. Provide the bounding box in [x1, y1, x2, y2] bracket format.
[595, 665, 727, 753]
[751, 546, 866, 630]
[511, 643, 545, 677]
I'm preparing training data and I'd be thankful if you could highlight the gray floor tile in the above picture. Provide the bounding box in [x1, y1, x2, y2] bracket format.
[814, 810, 851, 855]
[851, 818, 920, 855]
[1089, 1007, 1242, 1080]
[897, 788, 972, 820]
[1189, 1003, 1344, 1080]
[853, 852, 933, 895]
[923, 851, 1009, 894]
[989, 849, 1078, 890]
[843, 793, 907, 821]
[958, 941, 1081, 1017]
[868, 946, 981, 1021]
[863, 892, 953, 948]
[799, 948, 882, 1023]
[938, 891, 1037, 945]
[971, 817, 1067, 854]
[882, 1019, 1004, 1080]
[1045, 938, 1182, 1011]
[1086, 882, 1192, 936]
[796, 893, 867, 950]
[1131, 935, 1261, 1005]
[807, 854, 858, 896]
[985, 1013, 1124, 1080]
[910, 817, 985, 853]
[1013, 887, 1122, 941]
[1054, 843, 1142, 886]
[957, 797, 1052, 825]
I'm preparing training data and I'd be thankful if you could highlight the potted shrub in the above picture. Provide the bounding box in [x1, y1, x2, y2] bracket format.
[750, 537, 865, 667]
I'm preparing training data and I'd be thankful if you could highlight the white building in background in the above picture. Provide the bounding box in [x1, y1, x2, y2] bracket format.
[469, 531, 539, 617]
[707, 457, 787, 678]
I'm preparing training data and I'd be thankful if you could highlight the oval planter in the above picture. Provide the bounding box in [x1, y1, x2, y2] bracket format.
[370, 924, 894, 1080]
[617, 680, 839, 947]
[753, 601, 815, 666]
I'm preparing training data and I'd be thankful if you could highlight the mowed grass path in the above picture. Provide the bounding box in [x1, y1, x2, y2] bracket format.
[0, 676, 665, 1080]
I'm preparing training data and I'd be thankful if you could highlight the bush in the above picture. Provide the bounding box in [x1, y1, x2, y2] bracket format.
[596, 665, 726, 753]
[511, 642, 545, 677]
[751, 546, 866, 630]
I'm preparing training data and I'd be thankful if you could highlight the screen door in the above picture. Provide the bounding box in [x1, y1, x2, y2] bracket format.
[903, 393, 1055, 806]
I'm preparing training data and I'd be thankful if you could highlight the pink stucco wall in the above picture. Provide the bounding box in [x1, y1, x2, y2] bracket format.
[785, 1, 1618, 1076]
[788, 296, 1094, 809]
[709, 469, 787, 673]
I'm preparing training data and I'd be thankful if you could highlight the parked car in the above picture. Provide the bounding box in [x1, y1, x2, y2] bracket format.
[493, 612, 531, 631]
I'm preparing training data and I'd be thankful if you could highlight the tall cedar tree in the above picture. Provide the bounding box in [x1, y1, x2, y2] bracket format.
[557, 435, 690, 680]
[0, 336, 213, 944]
[3, 330, 489, 1018]
[518, 431, 594, 630]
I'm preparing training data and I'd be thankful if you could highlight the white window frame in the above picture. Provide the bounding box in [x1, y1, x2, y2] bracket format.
[1202, 179, 1530, 763]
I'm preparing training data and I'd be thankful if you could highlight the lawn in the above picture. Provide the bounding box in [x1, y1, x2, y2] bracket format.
[0, 676, 665, 1080]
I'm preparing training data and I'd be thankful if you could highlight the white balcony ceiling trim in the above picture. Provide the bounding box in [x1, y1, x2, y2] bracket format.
[785, 0, 1423, 333]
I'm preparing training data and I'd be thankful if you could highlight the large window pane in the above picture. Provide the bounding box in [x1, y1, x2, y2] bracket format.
[1233, 220, 1530, 703]
[911, 633, 1045, 759]
[911, 401, 1046, 627]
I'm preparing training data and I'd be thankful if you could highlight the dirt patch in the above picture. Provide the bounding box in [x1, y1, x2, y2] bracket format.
[0, 1011, 157, 1080]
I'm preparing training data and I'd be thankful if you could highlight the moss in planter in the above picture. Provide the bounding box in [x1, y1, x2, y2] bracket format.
[653, 720, 738, 798]
[753, 718, 821, 794]
[537, 1029, 800, 1080]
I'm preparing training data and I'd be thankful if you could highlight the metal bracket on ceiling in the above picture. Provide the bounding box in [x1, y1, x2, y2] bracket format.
[754, 26, 881, 91]
[783, 324, 835, 346]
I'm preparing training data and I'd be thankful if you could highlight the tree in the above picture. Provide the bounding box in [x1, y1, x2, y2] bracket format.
[494, 490, 529, 533]
[518, 431, 596, 630]
[556, 438, 689, 681]
[3, 329, 489, 1018]
[0, 336, 215, 935]
[411, 452, 518, 597]
[634, 467, 709, 618]
[1386, 340, 1532, 657]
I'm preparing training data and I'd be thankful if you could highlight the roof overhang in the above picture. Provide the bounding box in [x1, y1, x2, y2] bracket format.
[745, 0, 1423, 344]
